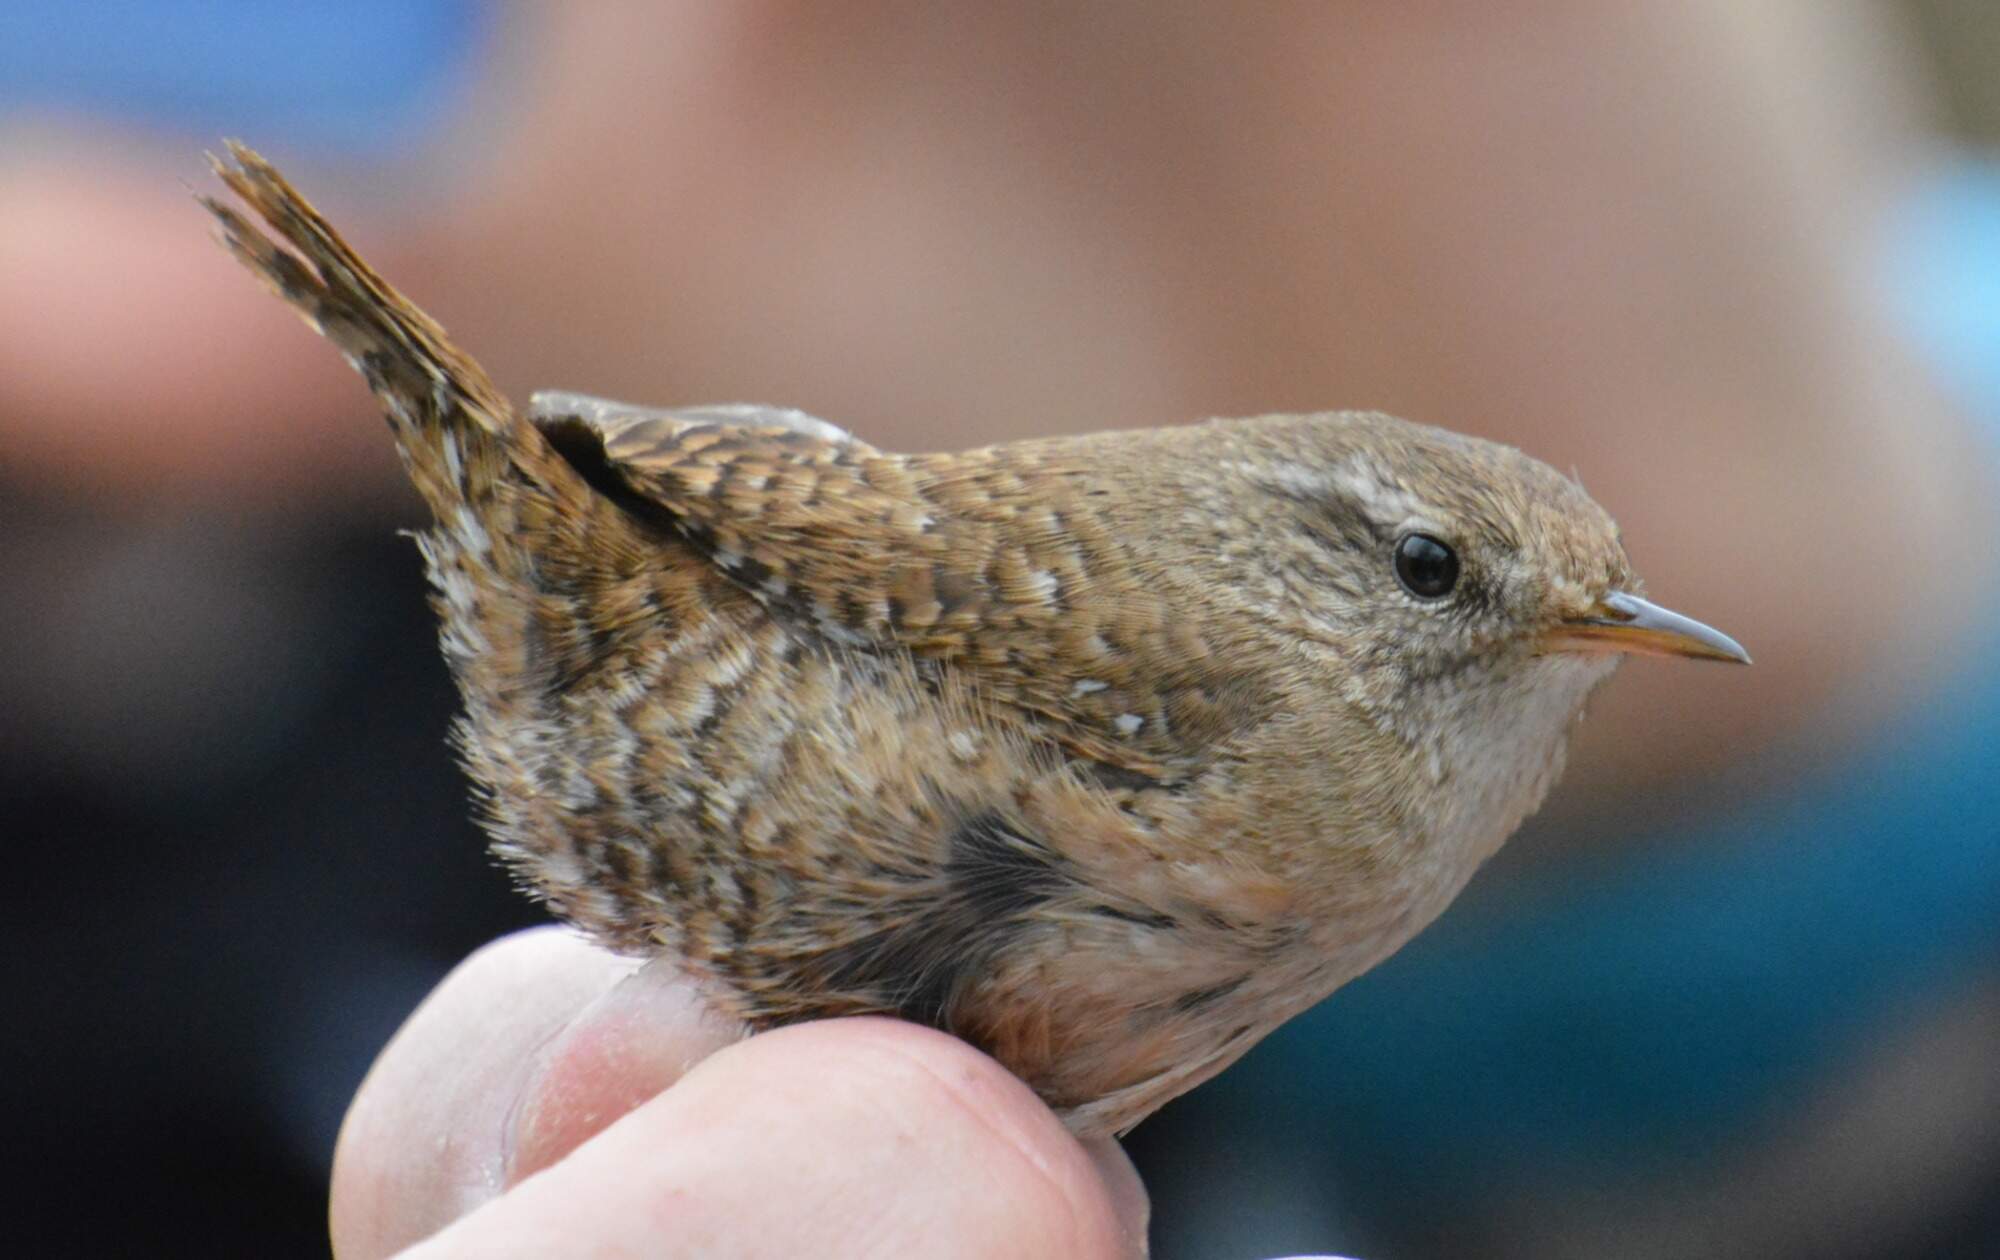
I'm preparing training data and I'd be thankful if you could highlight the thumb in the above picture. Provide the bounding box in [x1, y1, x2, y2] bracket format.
[330, 927, 743, 1258]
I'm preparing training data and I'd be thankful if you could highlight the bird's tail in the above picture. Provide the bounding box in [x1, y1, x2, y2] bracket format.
[203, 138, 637, 729]
[201, 140, 575, 524]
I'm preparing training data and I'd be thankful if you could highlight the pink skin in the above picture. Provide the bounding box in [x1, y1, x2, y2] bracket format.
[330, 927, 1149, 1259]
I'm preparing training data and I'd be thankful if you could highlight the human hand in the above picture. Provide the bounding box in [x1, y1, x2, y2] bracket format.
[328, 926, 1149, 1258]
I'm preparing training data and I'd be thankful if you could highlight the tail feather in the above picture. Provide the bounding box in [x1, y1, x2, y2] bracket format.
[204, 141, 638, 705]
[201, 140, 565, 520]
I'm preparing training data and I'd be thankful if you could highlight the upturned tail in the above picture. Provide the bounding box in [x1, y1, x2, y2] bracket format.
[205, 141, 623, 652]
[201, 140, 581, 524]
[205, 141, 651, 761]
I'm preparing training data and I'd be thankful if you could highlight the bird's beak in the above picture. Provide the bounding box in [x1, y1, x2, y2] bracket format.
[1542, 591, 1751, 664]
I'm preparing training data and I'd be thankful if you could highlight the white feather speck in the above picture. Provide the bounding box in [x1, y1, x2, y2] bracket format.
[453, 505, 491, 556]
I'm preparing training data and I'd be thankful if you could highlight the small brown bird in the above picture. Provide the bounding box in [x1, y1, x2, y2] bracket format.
[205, 143, 1747, 1137]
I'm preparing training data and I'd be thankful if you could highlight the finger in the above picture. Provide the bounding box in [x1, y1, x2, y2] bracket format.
[506, 946, 745, 1183]
[403, 1018, 1150, 1259]
[1082, 1136, 1151, 1250]
[331, 927, 741, 1259]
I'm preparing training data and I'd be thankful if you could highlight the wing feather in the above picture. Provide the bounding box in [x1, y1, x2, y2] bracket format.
[529, 397, 1273, 779]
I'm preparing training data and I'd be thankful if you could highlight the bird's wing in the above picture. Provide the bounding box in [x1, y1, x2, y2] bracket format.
[528, 399, 1271, 781]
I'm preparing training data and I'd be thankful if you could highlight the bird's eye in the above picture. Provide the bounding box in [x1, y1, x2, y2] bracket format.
[1394, 533, 1459, 599]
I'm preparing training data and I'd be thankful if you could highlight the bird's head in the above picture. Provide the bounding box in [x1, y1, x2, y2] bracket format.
[1153, 411, 1746, 798]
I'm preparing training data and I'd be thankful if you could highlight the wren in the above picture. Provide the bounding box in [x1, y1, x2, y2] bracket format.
[205, 144, 1748, 1137]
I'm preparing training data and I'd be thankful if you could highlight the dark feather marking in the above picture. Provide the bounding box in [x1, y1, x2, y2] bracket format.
[947, 809, 1071, 924]
[837, 588, 871, 631]
[735, 554, 774, 592]
[599, 839, 636, 884]
[1077, 758, 1177, 795]
[359, 349, 396, 391]
[933, 568, 979, 616]
[1257, 470, 1384, 545]
[1090, 903, 1178, 931]
[691, 677, 743, 743]
[538, 416, 681, 534]
[1170, 975, 1247, 1014]
[812, 808, 1071, 1030]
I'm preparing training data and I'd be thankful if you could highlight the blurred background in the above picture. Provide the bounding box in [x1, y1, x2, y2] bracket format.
[4, 3, 1998, 1256]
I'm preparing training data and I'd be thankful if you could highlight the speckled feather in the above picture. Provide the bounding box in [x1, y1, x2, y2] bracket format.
[206, 143, 1637, 1136]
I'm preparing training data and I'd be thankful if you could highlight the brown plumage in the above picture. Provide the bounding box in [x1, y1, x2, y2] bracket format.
[205, 143, 1747, 1136]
